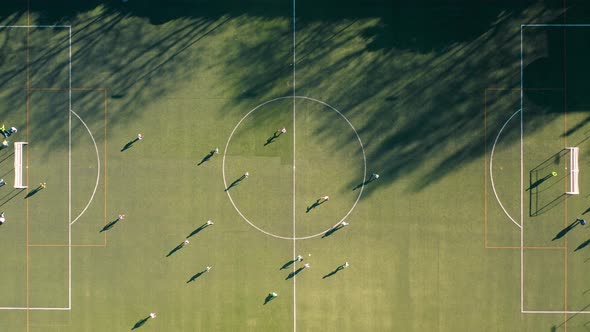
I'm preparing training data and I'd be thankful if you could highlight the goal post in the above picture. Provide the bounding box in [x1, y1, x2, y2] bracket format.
[566, 147, 579, 195]
[14, 142, 27, 189]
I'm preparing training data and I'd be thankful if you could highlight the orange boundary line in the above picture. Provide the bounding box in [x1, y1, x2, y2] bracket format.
[27, 87, 109, 247]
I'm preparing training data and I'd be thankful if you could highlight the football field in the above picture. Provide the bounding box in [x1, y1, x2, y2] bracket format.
[2, 1, 590, 331]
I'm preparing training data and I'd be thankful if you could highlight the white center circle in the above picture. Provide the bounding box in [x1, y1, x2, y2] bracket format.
[222, 96, 366, 240]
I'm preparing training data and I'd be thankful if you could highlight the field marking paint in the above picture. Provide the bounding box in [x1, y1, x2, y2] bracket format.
[28, 87, 108, 247]
[489, 108, 522, 229]
[522, 311, 590, 314]
[69, 109, 101, 225]
[483, 88, 564, 250]
[0, 25, 70, 28]
[519, 23, 586, 316]
[68, 25, 73, 310]
[222, 96, 366, 240]
[0, 307, 71, 311]
[523, 24, 590, 27]
[486, 246, 564, 250]
[0, 15, 77, 322]
[292, 1, 297, 332]
[26, 8, 31, 330]
[517, 24, 536, 317]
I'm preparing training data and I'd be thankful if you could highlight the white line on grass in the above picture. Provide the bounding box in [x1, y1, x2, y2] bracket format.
[69, 109, 101, 225]
[0, 25, 71, 28]
[0, 23, 76, 313]
[489, 109, 522, 229]
[0, 307, 71, 311]
[68, 26, 73, 310]
[523, 311, 590, 314]
[222, 96, 366, 240]
[292, 1, 297, 331]
[523, 24, 590, 27]
[520, 24, 524, 313]
[520, 24, 590, 315]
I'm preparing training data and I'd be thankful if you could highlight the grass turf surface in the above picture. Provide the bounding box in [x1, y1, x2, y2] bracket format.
[2, 0, 590, 331]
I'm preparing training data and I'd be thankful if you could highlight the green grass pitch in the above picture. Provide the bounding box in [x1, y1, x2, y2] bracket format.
[3, 1, 590, 331]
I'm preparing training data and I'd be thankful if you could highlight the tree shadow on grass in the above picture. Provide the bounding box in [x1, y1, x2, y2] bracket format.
[0, 0, 569, 197]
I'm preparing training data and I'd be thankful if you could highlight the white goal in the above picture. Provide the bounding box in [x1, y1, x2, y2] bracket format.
[14, 142, 27, 189]
[566, 147, 579, 195]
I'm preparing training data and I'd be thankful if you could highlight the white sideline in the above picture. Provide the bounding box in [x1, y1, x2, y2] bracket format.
[292, 1, 297, 332]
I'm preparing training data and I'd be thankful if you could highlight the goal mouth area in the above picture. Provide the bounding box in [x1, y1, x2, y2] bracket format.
[14, 141, 27, 189]
[565, 147, 579, 195]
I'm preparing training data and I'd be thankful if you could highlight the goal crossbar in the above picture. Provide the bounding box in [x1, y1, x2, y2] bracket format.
[566, 147, 579, 195]
[14, 142, 27, 189]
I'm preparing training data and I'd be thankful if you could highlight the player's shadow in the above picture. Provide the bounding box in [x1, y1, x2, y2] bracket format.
[322, 266, 345, 279]
[197, 150, 216, 166]
[100, 217, 122, 233]
[280, 258, 298, 270]
[24, 187, 43, 199]
[186, 269, 208, 283]
[306, 200, 325, 213]
[131, 316, 150, 330]
[352, 177, 378, 190]
[166, 242, 185, 257]
[286, 267, 305, 280]
[575, 239, 590, 252]
[264, 133, 280, 146]
[121, 137, 140, 152]
[186, 223, 210, 238]
[224, 176, 245, 191]
[552, 219, 581, 241]
[322, 224, 346, 238]
[526, 173, 555, 191]
[263, 294, 276, 305]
